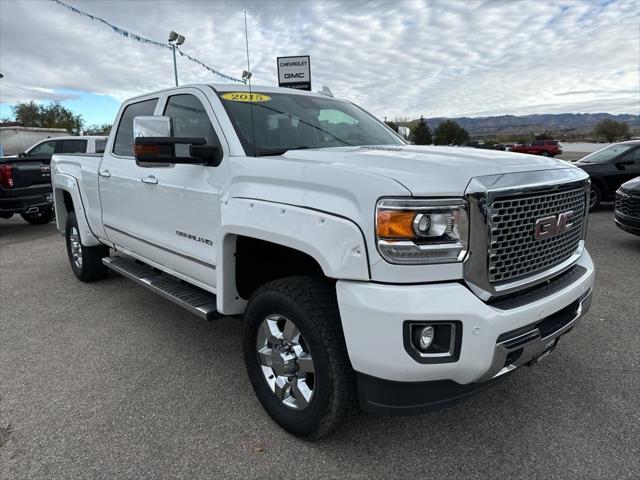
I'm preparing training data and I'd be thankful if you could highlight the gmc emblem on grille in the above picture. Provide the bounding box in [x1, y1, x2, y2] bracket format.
[534, 211, 574, 240]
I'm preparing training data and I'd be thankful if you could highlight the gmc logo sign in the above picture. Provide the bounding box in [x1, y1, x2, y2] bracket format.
[284, 73, 305, 79]
[534, 211, 574, 240]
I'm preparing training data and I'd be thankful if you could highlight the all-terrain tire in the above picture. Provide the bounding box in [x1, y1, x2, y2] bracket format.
[65, 211, 109, 282]
[242, 275, 357, 439]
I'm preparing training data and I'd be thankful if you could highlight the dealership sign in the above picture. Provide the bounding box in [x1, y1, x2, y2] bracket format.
[277, 56, 311, 91]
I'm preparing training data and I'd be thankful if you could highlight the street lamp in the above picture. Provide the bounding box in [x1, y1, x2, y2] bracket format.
[168, 31, 185, 86]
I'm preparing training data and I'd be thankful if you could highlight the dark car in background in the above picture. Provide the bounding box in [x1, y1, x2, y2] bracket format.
[615, 176, 640, 236]
[575, 140, 640, 210]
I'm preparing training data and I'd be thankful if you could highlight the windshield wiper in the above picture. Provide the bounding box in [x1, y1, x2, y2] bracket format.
[255, 146, 311, 157]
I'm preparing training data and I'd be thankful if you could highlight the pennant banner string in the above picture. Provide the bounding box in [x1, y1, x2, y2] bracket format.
[49, 0, 244, 83]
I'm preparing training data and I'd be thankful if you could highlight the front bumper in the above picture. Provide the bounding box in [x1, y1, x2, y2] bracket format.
[615, 212, 640, 236]
[336, 250, 595, 412]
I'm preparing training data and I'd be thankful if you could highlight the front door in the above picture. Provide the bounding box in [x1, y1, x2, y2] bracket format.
[129, 89, 227, 291]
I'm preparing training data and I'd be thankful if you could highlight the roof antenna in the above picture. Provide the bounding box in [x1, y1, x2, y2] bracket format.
[244, 11, 257, 157]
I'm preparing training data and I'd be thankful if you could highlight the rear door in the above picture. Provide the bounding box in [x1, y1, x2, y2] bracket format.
[99, 97, 160, 252]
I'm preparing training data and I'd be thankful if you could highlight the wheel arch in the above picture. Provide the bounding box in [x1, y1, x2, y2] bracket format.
[216, 197, 370, 315]
[53, 173, 101, 246]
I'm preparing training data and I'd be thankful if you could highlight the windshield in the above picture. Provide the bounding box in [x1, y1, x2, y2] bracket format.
[216, 90, 404, 156]
[579, 144, 634, 163]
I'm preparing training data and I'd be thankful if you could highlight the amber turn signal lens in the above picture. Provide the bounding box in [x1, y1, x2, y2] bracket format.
[134, 144, 161, 155]
[376, 210, 416, 239]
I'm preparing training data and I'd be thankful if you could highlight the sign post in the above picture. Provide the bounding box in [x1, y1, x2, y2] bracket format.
[277, 56, 311, 91]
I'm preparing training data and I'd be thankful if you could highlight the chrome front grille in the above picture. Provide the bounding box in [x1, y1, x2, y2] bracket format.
[615, 189, 640, 218]
[488, 187, 586, 283]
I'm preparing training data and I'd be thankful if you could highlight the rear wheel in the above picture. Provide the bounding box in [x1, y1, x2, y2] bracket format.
[242, 276, 357, 439]
[589, 184, 602, 211]
[65, 211, 109, 282]
[21, 206, 54, 225]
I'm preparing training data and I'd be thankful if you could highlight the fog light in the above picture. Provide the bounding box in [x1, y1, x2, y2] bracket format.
[418, 326, 434, 350]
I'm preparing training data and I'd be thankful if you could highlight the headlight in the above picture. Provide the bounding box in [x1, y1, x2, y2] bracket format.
[376, 198, 469, 264]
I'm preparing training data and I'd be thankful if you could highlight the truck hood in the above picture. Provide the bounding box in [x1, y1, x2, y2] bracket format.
[278, 145, 574, 196]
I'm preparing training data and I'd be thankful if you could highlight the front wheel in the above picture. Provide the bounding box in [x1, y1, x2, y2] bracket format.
[242, 276, 357, 439]
[21, 206, 54, 225]
[65, 211, 110, 282]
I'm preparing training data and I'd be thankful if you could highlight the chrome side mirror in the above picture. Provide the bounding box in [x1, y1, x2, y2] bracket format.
[133, 115, 171, 139]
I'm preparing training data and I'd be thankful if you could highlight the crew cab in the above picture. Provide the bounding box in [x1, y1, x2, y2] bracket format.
[510, 139, 562, 157]
[13, 135, 107, 160]
[51, 84, 595, 439]
[0, 135, 107, 224]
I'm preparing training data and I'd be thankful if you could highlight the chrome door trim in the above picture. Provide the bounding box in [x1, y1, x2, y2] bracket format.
[104, 224, 216, 270]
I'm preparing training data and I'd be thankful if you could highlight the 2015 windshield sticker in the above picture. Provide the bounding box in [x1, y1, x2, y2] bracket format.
[221, 92, 271, 102]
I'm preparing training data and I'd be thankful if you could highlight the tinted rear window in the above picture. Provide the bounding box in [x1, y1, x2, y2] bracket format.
[61, 139, 87, 153]
[95, 139, 107, 154]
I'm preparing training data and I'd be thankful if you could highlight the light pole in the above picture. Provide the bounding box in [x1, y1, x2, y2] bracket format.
[168, 31, 185, 86]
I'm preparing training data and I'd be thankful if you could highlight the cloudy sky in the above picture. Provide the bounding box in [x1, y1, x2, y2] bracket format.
[0, 0, 638, 126]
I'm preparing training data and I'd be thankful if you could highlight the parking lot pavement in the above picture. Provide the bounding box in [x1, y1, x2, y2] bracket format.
[1, 208, 638, 480]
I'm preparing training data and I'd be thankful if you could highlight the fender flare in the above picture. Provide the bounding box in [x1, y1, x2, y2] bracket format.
[53, 173, 101, 247]
[216, 197, 370, 314]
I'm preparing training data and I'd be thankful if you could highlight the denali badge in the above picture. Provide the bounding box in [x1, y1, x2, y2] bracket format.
[534, 211, 574, 240]
[176, 230, 213, 246]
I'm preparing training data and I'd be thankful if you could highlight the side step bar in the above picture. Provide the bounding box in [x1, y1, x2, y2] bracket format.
[103, 256, 224, 320]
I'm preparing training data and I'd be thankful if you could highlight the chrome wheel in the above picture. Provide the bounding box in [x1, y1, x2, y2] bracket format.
[256, 314, 315, 410]
[69, 226, 83, 269]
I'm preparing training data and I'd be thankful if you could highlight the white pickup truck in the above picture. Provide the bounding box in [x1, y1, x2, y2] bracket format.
[52, 84, 595, 439]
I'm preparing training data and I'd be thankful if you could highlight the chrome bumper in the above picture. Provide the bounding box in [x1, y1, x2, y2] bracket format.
[478, 290, 592, 382]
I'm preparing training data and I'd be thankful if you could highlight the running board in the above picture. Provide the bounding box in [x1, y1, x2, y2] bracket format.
[102, 256, 223, 320]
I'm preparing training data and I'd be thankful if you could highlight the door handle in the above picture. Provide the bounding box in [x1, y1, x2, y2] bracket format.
[98, 169, 111, 177]
[141, 175, 158, 185]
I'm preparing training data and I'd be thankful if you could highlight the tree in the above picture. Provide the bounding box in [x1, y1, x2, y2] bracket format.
[535, 131, 554, 140]
[594, 119, 630, 142]
[385, 120, 399, 132]
[84, 123, 112, 135]
[12, 100, 84, 134]
[410, 116, 432, 145]
[433, 119, 469, 146]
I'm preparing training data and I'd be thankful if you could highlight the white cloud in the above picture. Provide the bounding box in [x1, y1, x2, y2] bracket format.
[0, 0, 638, 119]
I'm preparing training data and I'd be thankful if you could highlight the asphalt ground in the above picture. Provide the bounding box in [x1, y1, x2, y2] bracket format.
[1, 205, 638, 480]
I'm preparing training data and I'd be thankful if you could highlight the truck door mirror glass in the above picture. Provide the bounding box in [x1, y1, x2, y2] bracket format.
[133, 115, 171, 138]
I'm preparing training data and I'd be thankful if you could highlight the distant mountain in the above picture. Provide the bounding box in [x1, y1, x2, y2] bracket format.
[404, 113, 640, 137]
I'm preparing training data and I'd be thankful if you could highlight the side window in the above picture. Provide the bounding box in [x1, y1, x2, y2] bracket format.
[622, 147, 640, 163]
[61, 139, 87, 154]
[163, 94, 220, 157]
[113, 98, 158, 156]
[28, 140, 56, 157]
[95, 139, 107, 154]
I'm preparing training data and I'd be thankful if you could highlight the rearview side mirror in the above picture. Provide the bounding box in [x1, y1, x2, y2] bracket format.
[132, 116, 223, 167]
